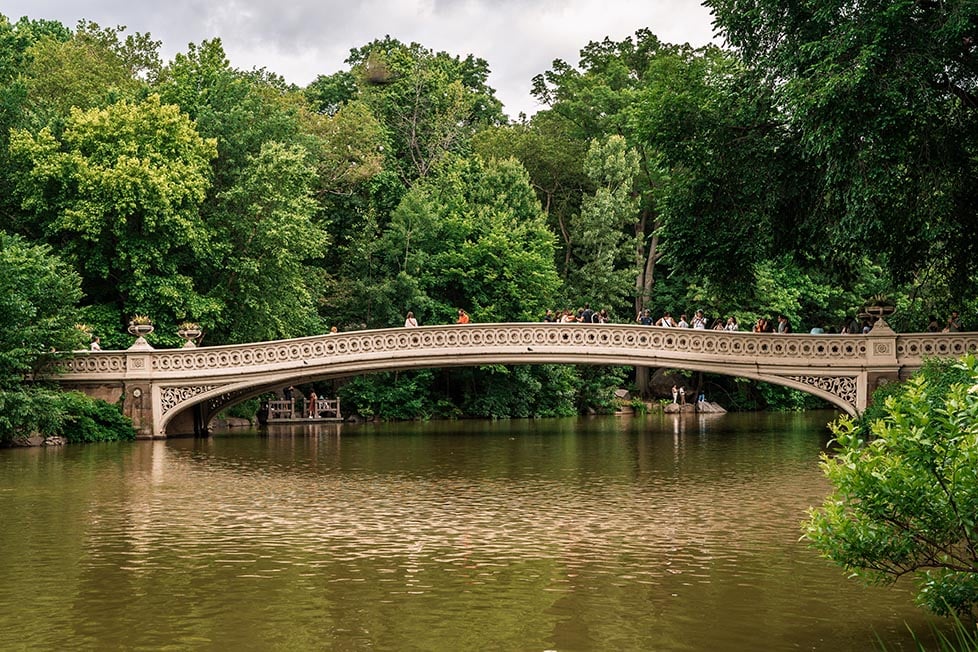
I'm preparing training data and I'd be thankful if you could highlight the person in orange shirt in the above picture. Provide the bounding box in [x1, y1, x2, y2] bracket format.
[457, 309, 470, 324]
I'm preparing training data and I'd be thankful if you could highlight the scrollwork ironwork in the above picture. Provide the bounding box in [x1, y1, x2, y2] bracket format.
[786, 375, 858, 406]
[160, 384, 223, 415]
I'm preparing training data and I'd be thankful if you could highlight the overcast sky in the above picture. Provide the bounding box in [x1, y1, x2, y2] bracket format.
[3, 0, 718, 118]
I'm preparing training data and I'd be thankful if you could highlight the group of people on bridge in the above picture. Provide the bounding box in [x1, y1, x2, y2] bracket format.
[635, 309, 793, 333]
[395, 306, 965, 335]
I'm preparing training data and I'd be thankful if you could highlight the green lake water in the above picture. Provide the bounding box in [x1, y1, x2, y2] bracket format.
[0, 412, 946, 650]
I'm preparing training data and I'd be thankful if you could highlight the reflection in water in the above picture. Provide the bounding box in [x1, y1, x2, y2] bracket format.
[0, 413, 944, 650]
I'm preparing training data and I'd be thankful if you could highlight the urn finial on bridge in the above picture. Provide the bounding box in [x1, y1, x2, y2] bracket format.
[127, 315, 155, 351]
[177, 322, 202, 348]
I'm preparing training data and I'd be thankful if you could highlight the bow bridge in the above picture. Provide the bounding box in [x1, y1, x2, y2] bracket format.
[56, 322, 978, 439]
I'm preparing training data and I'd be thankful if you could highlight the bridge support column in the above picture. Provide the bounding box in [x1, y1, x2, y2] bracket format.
[864, 320, 901, 409]
[121, 351, 158, 439]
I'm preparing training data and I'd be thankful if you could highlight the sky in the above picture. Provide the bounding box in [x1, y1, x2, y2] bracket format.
[2, 0, 718, 119]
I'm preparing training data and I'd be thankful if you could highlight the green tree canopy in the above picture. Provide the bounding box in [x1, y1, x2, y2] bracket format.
[0, 232, 85, 385]
[8, 93, 218, 325]
[531, 31, 791, 314]
[345, 36, 506, 185]
[379, 155, 561, 323]
[708, 0, 978, 301]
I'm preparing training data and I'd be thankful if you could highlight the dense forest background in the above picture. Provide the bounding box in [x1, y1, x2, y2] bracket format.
[2, 3, 977, 420]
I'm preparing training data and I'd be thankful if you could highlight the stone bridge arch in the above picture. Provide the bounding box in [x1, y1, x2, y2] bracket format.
[55, 323, 978, 438]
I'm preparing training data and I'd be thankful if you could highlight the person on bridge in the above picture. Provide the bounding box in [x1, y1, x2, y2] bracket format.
[457, 309, 470, 324]
[581, 304, 594, 324]
[655, 312, 676, 327]
[90, 337, 101, 351]
[404, 311, 418, 327]
[945, 311, 962, 332]
[777, 315, 792, 334]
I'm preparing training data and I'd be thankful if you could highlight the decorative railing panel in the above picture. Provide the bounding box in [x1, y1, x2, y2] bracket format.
[895, 334, 978, 361]
[132, 325, 877, 375]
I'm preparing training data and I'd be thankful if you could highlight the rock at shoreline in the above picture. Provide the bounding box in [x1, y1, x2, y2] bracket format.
[663, 401, 726, 414]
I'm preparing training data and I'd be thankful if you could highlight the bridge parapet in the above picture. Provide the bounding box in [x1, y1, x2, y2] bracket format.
[54, 324, 978, 438]
[895, 333, 978, 363]
[65, 325, 877, 376]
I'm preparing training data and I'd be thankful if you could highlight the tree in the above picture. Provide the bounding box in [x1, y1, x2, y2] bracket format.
[207, 141, 328, 342]
[532, 31, 790, 315]
[347, 37, 506, 185]
[18, 21, 158, 130]
[805, 356, 978, 619]
[472, 112, 590, 281]
[379, 154, 561, 323]
[707, 0, 978, 302]
[566, 135, 640, 311]
[0, 232, 134, 445]
[8, 93, 219, 327]
[0, 232, 84, 385]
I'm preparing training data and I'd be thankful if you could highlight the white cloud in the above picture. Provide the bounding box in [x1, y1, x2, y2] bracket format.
[3, 0, 716, 118]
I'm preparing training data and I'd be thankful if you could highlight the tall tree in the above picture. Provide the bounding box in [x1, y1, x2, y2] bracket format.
[708, 0, 978, 301]
[567, 135, 640, 311]
[8, 94, 218, 326]
[472, 112, 590, 280]
[208, 141, 328, 342]
[531, 32, 786, 314]
[346, 36, 506, 185]
[155, 39, 335, 341]
[378, 154, 561, 323]
[0, 232, 84, 385]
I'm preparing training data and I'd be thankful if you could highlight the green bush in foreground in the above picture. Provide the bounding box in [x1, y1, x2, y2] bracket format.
[805, 355, 978, 620]
[0, 389, 135, 445]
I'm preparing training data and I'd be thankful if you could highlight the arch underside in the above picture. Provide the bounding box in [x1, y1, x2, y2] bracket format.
[160, 353, 860, 435]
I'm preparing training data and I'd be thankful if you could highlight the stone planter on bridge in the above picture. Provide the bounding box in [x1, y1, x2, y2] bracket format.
[127, 318, 155, 351]
[177, 323, 202, 348]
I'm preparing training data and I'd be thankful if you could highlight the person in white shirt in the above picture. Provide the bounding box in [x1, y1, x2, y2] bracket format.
[404, 311, 418, 327]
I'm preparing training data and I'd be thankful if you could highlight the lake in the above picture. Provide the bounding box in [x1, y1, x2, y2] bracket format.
[0, 411, 944, 650]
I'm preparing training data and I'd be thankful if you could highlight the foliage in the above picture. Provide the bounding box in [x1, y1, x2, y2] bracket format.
[471, 113, 589, 280]
[565, 135, 640, 310]
[575, 366, 630, 414]
[206, 140, 328, 342]
[221, 398, 261, 422]
[8, 93, 218, 326]
[755, 382, 829, 412]
[459, 365, 579, 419]
[378, 154, 561, 323]
[0, 232, 85, 385]
[347, 36, 506, 185]
[804, 355, 978, 619]
[707, 0, 978, 304]
[338, 370, 436, 420]
[18, 22, 153, 130]
[54, 391, 136, 443]
[0, 389, 135, 445]
[881, 611, 978, 652]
